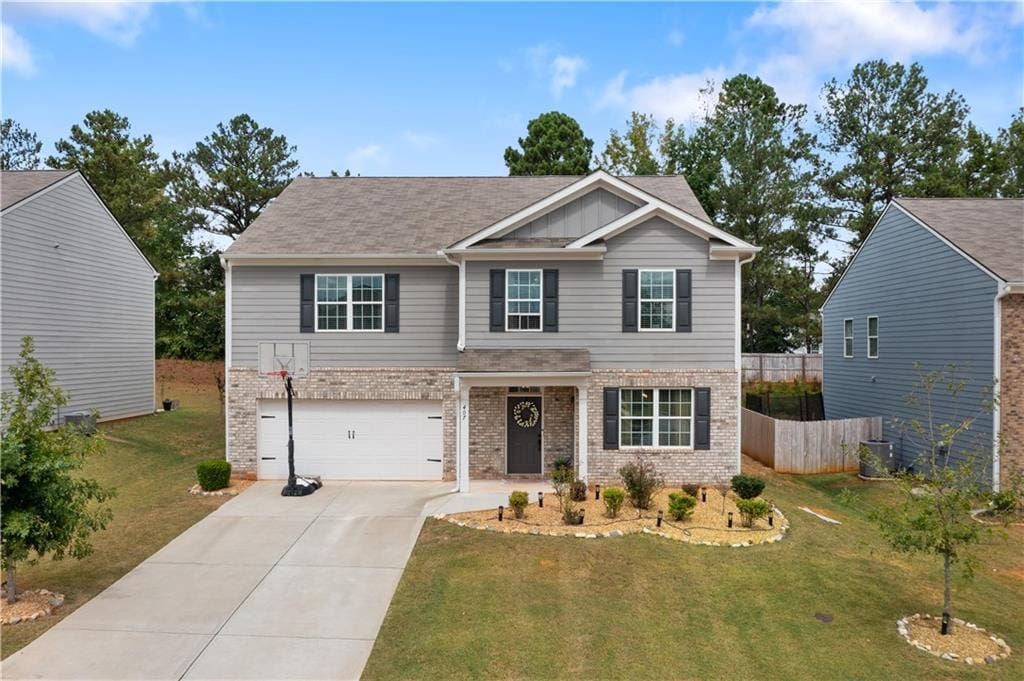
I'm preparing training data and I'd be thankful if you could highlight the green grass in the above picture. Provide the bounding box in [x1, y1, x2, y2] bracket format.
[364, 463, 1024, 680]
[2, 369, 229, 659]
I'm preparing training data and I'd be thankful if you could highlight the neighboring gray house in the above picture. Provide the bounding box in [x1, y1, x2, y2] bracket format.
[1, 170, 157, 423]
[822, 198, 1024, 489]
[222, 170, 759, 490]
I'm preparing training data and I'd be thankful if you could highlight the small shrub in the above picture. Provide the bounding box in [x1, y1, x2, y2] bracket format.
[618, 456, 664, 510]
[735, 498, 772, 527]
[551, 456, 573, 472]
[549, 460, 575, 510]
[667, 492, 697, 521]
[570, 479, 588, 502]
[197, 460, 231, 491]
[681, 483, 700, 497]
[602, 486, 625, 518]
[731, 473, 766, 499]
[508, 490, 529, 519]
[990, 472, 1022, 517]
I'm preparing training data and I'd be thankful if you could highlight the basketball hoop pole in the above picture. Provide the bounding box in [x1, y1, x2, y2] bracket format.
[270, 370, 321, 497]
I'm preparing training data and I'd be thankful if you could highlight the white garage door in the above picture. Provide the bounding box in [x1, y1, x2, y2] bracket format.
[257, 400, 444, 480]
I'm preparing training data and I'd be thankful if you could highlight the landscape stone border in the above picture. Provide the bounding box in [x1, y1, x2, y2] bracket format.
[1, 589, 65, 626]
[970, 508, 1024, 526]
[188, 484, 240, 497]
[434, 508, 789, 546]
[897, 613, 1012, 665]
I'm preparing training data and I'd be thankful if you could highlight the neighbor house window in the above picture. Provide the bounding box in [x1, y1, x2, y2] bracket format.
[620, 388, 693, 448]
[867, 316, 879, 359]
[843, 319, 854, 358]
[506, 270, 542, 330]
[639, 269, 674, 330]
[315, 274, 383, 331]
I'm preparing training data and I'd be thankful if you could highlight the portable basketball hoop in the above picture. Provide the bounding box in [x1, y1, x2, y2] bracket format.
[267, 365, 322, 497]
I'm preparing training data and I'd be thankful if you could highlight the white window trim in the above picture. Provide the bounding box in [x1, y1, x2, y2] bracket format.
[314, 273, 385, 333]
[505, 269, 543, 332]
[638, 268, 675, 332]
[843, 318, 854, 358]
[866, 315, 879, 359]
[619, 388, 694, 449]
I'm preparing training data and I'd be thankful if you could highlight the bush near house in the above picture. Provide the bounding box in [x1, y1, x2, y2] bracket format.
[196, 460, 231, 491]
[508, 491, 529, 519]
[618, 456, 664, 510]
[667, 492, 697, 520]
[731, 474, 766, 500]
[735, 498, 772, 527]
[601, 486, 625, 518]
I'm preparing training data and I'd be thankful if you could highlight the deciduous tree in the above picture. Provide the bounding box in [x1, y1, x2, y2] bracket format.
[504, 111, 593, 176]
[598, 112, 662, 175]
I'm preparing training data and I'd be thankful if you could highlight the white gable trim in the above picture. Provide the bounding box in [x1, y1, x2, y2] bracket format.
[820, 201, 1003, 311]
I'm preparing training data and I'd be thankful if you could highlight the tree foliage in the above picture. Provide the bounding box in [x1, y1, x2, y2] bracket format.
[504, 111, 593, 176]
[598, 112, 662, 175]
[1, 118, 43, 170]
[155, 246, 225, 360]
[1, 338, 113, 601]
[173, 113, 299, 239]
[997, 108, 1024, 197]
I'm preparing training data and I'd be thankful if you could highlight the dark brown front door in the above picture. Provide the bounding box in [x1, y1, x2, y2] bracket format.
[507, 396, 542, 474]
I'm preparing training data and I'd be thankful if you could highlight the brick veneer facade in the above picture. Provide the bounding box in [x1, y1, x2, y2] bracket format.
[228, 366, 740, 486]
[1001, 294, 1023, 484]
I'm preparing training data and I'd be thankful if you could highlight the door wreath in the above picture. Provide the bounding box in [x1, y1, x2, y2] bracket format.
[512, 401, 540, 428]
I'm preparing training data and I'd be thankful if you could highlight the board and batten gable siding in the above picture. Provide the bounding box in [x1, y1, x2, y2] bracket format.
[504, 188, 638, 240]
[230, 265, 458, 368]
[822, 207, 998, 474]
[1, 174, 155, 421]
[465, 216, 737, 368]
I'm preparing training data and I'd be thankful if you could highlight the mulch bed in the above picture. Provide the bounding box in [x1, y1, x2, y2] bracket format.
[188, 478, 254, 497]
[440, 487, 788, 546]
[898, 613, 1011, 665]
[1, 589, 65, 626]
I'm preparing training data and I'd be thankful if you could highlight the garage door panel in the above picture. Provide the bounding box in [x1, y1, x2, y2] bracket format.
[257, 400, 443, 480]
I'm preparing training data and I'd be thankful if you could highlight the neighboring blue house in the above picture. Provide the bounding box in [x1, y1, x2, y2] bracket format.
[821, 198, 1024, 490]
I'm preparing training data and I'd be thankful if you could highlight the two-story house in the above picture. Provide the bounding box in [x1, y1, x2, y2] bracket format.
[222, 171, 759, 491]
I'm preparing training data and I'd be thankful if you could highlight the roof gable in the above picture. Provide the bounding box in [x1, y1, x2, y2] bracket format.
[1, 170, 76, 211]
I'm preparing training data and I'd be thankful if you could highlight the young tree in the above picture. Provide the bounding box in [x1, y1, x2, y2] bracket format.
[1, 119, 43, 170]
[996, 108, 1024, 198]
[504, 111, 593, 176]
[598, 112, 662, 175]
[870, 366, 997, 634]
[172, 113, 299, 239]
[1, 338, 113, 602]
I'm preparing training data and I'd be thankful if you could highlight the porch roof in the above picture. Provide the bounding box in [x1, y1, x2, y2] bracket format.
[456, 348, 591, 374]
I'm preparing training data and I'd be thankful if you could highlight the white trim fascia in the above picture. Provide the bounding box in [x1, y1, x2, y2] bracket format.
[441, 247, 607, 261]
[710, 245, 762, 260]
[821, 201, 1005, 311]
[221, 254, 446, 266]
[224, 260, 232, 464]
[565, 203, 755, 251]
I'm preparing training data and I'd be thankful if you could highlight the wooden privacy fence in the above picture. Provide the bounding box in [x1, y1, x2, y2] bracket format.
[741, 408, 882, 474]
[742, 353, 822, 383]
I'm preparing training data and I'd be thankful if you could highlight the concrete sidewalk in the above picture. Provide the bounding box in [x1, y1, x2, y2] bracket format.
[2, 481, 454, 681]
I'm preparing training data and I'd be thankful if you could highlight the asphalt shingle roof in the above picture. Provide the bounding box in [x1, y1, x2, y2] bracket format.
[226, 175, 711, 256]
[894, 198, 1024, 282]
[457, 348, 591, 373]
[1, 170, 76, 211]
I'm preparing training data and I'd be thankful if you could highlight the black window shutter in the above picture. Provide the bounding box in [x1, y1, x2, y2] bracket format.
[543, 269, 558, 332]
[622, 269, 638, 333]
[694, 387, 711, 450]
[384, 273, 400, 333]
[603, 387, 619, 450]
[676, 269, 692, 332]
[300, 274, 315, 332]
[489, 269, 506, 332]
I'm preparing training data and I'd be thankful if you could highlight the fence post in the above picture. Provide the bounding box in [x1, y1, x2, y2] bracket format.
[801, 354, 806, 382]
[759, 354, 765, 382]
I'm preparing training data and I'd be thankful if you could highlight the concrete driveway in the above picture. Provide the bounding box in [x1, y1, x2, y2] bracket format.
[2, 481, 455, 681]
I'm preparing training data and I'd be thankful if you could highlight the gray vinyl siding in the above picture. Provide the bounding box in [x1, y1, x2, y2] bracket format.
[1, 175, 155, 422]
[505, 188, 637, 240]
[822, 207, 998, 478]
[466, 217, 737, 368]
[230, 265, 458, 367]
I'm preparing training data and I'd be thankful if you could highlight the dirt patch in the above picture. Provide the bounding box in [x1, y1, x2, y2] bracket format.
[1, 590, 64, 626]
[899, 614, 1011, 664]
[157, 359, 225, 388]
[441, 487, 788, 546]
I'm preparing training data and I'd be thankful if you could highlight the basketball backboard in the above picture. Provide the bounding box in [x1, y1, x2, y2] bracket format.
[258, 342, 310, 377]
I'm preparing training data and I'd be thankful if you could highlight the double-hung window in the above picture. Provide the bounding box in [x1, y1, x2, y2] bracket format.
[315, 274, 383, 331]
[506, 270, 542, 330]
[843, 319, 854, 358]
[867, 316, 879, 359]
[639, 269, 674, 330]
[620, 388, 693, 448]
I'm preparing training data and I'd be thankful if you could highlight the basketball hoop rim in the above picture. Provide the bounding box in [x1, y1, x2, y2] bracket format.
[265, 370, 289, 378]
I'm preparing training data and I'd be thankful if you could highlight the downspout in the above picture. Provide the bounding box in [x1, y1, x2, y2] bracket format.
[440, 251, 465, 351]
[736, 252, 756, 472]
[992, 283, 1015, 491]
[222, 256, 232, 465]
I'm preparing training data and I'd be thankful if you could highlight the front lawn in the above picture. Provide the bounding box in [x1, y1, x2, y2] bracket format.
[364, 460, 1024, 680]
[1, 360, 229, 659]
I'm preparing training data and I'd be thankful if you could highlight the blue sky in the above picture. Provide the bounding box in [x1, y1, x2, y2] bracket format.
[3, 1, 1022, 177]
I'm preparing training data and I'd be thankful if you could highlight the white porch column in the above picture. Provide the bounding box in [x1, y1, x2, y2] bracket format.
[457, 379, 471, 492]
[577, 384, 588, 481]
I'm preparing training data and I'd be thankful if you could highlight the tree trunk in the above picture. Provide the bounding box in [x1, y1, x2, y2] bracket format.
[5, 567, 16, 603]
[942, 553, 952, 634]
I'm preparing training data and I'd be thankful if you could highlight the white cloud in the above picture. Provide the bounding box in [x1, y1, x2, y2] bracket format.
[2, 23, 36, 76]
[598, 68, 724, 122]
[346, 144, 389, 169]
[7, 1, 153, 47]
[401, 130, 440, 151]
[550, 54, 586, 97]
[667, 29, 685, 47]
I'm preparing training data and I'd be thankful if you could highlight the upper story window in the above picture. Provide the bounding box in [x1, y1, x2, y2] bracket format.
[867, 316, 879, 359]
[843, 318, 854, 358]
[620, 388, 693, 448]
[316, 274, 383, 332]
[506, 270, 542, 331]
[639, 269, 675, 331]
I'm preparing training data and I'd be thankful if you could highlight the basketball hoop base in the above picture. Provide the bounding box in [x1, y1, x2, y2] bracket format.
[282, 476, 322, 497]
